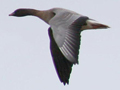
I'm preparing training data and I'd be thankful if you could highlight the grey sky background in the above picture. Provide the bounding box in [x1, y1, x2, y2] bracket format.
[0, 0, 120, 90]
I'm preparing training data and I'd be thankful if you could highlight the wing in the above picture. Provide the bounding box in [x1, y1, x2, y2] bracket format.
[49, 12, 88, 63]
[48, 28, 73, 85]
[48, 11, 89, 84]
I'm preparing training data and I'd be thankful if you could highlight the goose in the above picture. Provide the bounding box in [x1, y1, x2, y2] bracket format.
[9, 8, 109, 85]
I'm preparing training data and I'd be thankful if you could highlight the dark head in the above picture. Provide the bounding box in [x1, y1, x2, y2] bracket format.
[9, 8, 54, 23]
[9, 9, 36, 17]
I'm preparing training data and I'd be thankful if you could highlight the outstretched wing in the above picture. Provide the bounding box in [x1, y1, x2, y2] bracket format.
[48, 11, 89, 84]
[48, 28, 73, 85]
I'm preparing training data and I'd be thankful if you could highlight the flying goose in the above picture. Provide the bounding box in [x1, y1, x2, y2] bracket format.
[9, 8, 109, 85]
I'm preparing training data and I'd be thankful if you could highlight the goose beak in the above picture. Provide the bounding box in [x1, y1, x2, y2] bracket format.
[87, 19, 110, 29]
[9, 12, 14, 16]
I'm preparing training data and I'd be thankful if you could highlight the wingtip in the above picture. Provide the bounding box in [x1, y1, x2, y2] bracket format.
[63, 81, 69, 85]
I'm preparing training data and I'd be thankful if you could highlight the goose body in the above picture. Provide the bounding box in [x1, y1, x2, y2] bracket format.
[9, 8, 109, 85]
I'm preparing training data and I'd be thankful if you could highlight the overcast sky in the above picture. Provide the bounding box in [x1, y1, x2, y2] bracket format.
[0, 0, 120, 90]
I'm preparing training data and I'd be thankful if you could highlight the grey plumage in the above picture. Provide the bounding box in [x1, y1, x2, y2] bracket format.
[9, 7, 109, 85]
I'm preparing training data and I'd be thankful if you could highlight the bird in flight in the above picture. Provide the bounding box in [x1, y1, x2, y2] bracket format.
[9, 8, 109, 85]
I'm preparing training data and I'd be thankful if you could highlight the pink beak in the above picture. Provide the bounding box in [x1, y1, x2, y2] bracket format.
[9, 12, 14, 16]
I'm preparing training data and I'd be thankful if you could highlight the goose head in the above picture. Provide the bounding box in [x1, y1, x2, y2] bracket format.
[9, 8, 55, 24]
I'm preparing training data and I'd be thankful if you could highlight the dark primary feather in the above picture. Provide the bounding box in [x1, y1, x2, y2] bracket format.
[48, 28, 73, 85]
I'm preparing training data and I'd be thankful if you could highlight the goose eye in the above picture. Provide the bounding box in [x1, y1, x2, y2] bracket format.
[83, 23, 87, 25]
[52, 12, 56, 16]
